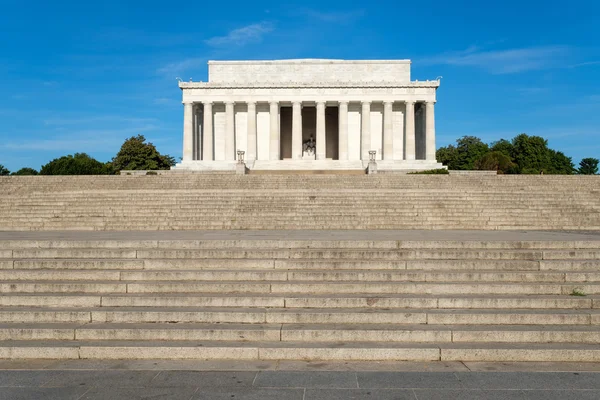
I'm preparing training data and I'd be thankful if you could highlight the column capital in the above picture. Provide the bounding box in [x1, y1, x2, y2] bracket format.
[225, 101, 235, 106]
[383, 100, 394, 106]
[405, 100, 416, 105]
[316, 101, 326, 106]
[292, 101, 302, 106]
[182, 101, 194, 105]
[338, 100, 349, 105]
[246, 100, 257, 105]
[426, 101, 437, 105]
[361, 100, 372, 105]
[202, 101, 213, 105]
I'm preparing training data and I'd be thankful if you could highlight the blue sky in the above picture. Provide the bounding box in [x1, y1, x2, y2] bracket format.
[1, 0, 599, 171]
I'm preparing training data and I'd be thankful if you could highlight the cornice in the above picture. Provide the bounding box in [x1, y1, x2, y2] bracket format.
[179, 81, 440, 90]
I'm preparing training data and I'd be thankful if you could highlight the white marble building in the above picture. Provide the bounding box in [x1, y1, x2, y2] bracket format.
[174, 59, 443, 171]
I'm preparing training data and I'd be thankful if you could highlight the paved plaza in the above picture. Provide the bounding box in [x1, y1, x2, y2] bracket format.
[1, 360, 600, 399]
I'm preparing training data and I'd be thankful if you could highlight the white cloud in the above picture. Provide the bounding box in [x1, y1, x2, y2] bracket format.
[42, 116, 157, 126]
[2, 125, 158, 152]
[205, 22, 274, 47]
[300, 8, 364, 23]
[156, 57, 208, 77]
[570, 61, 600, 68]
[421, 45, 570, 74]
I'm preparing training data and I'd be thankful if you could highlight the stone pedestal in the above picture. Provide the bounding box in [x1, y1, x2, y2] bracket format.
[367, 161, 378, 174]
[236, 163, 247, 175]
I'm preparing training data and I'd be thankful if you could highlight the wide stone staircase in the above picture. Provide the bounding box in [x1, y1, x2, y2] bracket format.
[1, 238, 600, 361]
[1, 174, 600, 230]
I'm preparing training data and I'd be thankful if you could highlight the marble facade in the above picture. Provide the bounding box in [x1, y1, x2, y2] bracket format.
[174, 59, 444, 171]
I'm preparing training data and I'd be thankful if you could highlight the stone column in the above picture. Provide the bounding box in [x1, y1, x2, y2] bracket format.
[361, 101, 371, 161]
[225, 102, 235, 161]
[404, 101, 415, 161]
[182, 102, 194, 162]
[338, 101, 349, 161]
[383, 101, 393, 160]
[269, 101, 280, 161]
[425, 101, 436, 161]
[292, 101, 302, 159]
[202, 102, 213, 161]
[316, 101, 326, 160]
[246, 102, 257, 161]
[194, 106, 202, 161]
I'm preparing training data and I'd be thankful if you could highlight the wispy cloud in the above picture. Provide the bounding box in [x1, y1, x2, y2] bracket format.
[42, 116, 157, 126]
[2, 126, 158, 152]
[299, 8, 364, 23]
[205, 22, 274, 47]
[569, 61, 600, 68]
[156, 57, 209, 77]
[153, 98, 176, 106]
[421, 45, 570, 74]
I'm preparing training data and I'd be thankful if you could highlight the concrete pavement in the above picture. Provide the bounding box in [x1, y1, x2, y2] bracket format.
[1, 361, 600, 399]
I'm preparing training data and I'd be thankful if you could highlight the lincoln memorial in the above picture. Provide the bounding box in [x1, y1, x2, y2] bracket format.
[174, 59, 444, 171]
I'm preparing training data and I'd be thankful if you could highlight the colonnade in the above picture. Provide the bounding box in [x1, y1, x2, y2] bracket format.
[182, 100, 436, 162]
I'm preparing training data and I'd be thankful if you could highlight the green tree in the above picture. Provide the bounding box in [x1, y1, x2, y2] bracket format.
[40, 153, 110, 175]
[111, 135, 175, 172]
[11, 167, 38, 176]
[455, 136, 490, 170]
[511, 134, 574, 174]
[490, 139, 514, 158]
[578, 158, 599, 175]
[474, 151, 516, 173]
[548, 149, 575, 175]
[0, 164, 9, 176]
[436, 145, 459, 169]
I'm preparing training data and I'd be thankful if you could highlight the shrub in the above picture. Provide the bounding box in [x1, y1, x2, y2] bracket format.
[408, 168, 449, 174]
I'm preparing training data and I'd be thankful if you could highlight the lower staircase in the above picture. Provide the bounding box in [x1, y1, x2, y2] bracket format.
[1, 238, 600, 361]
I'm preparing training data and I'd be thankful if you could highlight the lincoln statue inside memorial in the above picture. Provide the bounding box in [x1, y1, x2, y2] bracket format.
[174, 59, 443, 172]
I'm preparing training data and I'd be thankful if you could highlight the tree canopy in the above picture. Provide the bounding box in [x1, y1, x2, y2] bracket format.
[437, 133, 577, 174]
[0, 164, 9, 176]
[578, 158, 599, 175]
[111, 135, 175, 171]
[40, 153, 110, 175]
[436, 136, 489, 170]
[11, 167, 38, 176]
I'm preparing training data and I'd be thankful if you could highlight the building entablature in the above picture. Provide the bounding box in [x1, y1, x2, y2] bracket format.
[179, 81, 440, 89]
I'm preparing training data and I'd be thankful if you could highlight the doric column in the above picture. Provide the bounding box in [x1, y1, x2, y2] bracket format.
[316, 101, 326, 160]
[425, 101, 436, 161]
[182, 102, 194, 162]
[246, 102, 257, 161]
[269, 101, 280, 161]
[383, 101, 394, 160]
[404, 101, 415, 161]
[361, 101, 371, 160]
[338, 101, 349, 161]
[202, 102, 213, 161]
[225, 102, 235, 161]
[292, 101, 302, 159]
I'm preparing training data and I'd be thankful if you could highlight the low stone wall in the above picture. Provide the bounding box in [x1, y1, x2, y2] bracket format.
[448, 170, 497, 175]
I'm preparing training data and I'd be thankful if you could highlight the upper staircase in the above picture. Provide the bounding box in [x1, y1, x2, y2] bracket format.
[1, 174, 599, 230]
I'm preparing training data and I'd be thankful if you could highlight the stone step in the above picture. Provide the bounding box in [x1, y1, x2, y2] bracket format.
[3, 322, 600, 343]
[2, 239, 600, 250]
[10, 248, 600, 260]
[3, 269, 597, 283]
[7, 258, 599, 271]
[2, 293, 593, 309]
[1, 340, 600, 361]
[0, 280, 579, 295]
[1, 307, 599, 325]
